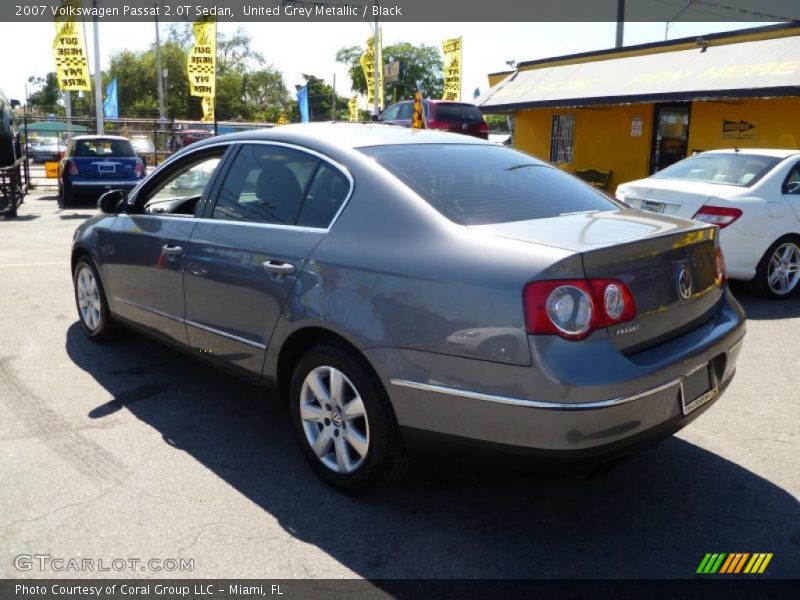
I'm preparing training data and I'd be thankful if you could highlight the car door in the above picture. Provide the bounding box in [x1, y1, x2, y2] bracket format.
[103, 146, 230, 347]
[782, 160, 800, 221]
[183, 142, 352, 379]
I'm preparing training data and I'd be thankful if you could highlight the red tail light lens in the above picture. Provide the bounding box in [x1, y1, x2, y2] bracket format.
[524, 279, 636, 341]
[478, 121, 489, 132]
[135, 159, 145, 178]
[714, 247, 728, 287]
[66, 159, 78, 175]
[693, 205, 742, 229]
[425, 119, 446, 130]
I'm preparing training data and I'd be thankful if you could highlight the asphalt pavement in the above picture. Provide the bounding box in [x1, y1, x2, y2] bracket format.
[1, 191, 798, 580]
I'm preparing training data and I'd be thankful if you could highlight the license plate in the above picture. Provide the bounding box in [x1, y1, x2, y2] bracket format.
[640, 200, 666, 214]
[97, 163, 116, 174]
[681, 363, 719, 415]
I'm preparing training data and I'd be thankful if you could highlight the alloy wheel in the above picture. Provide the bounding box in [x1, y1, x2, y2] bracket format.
[767, 241, 800, 296]
[76, 265, 102, 331]
[299, 365, 370, 474]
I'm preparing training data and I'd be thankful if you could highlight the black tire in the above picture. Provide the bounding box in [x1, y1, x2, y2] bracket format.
[289, 343, 409, 491]
[72, 256, 117, 341]
[58, 183, 74, 209]
[747, 235, 800, 300]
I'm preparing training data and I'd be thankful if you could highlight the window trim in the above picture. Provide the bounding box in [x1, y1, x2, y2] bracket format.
[781, 159, 800, 195]
[201, 140, 355, 232]
[126, 142, 236, 215]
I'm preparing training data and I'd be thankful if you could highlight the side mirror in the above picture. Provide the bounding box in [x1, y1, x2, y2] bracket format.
[97, 189, 126, 214]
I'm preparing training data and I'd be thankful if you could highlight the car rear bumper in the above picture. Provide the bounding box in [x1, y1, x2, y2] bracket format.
[367, 289, 745, 456]
[64, 180, 141, 195]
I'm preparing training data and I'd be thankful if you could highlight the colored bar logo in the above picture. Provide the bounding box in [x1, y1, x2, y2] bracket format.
[697, 553, 773, 574]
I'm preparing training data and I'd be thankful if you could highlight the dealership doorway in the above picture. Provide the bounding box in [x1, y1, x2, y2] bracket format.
[651, 103, 691, 174]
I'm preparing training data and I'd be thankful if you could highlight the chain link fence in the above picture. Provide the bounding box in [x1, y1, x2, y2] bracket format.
[21, 115, 275, 189]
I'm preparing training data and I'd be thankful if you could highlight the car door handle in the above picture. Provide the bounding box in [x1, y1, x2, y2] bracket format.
[262, 260, 295, 275]
[161, 244, 184, 256]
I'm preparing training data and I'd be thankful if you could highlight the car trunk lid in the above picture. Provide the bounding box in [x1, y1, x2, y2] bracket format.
[73, 156, 138, 180]
[620, 179, 738, 219]
[475, 209, 722, 352]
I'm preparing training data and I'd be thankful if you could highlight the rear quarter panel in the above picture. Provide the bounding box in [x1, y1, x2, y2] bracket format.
[263, 148, 582, 380]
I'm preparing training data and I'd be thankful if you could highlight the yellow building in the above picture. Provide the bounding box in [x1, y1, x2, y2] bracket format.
[479, 23, 800, 191]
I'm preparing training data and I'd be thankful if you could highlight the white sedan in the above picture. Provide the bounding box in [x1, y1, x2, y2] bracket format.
[616, 149, 800, 299]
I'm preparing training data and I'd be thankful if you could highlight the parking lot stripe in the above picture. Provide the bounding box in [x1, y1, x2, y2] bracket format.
[0, 261, 70, 268]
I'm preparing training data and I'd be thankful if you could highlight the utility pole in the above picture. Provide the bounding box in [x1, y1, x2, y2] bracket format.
[64, 91, 72, 138]
[371, 2, 380, 117]
[154, 5, 166, 121]
[615, 0, 625, 48]
[92, 0, 103, 134]
[331, 73, 336, 121]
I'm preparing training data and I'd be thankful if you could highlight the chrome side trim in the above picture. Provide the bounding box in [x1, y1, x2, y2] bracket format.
[184, 319, 267, 350]
[70, 180, 141, 187]
[129, 139, 355, 232]
[114, 297, 184, 323]
[113, 297, 267, 350]
[388, 377, 682, 411]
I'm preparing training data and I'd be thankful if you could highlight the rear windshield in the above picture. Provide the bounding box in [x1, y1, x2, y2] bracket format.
[360, 144, 617, 225]
[653, 153, 780, 187]
[434, 103, 483, 123]
[73, 139, 135, 158]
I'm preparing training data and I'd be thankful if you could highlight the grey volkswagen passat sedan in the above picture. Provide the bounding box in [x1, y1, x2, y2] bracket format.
[71, 124, 745, 490]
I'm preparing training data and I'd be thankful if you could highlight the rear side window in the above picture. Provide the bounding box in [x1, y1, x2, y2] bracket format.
[72, 139, 135, 158]
[297, 163, 350, 228]
[213, 145, 318, 225]
[653, 153, 781, 187]
[361, 144, 617, 226]
[435, 103, 483, 123]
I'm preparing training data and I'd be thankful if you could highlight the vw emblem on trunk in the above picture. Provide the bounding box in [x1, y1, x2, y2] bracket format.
[677, 267, 693, 300]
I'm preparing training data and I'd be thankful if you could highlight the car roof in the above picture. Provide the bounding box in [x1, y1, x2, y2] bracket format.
[71, 135, 131, 141]
[698, 148, 800, 159]
[189, 122, 490, 151]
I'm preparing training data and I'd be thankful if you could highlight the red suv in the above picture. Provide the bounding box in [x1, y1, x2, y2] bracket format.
[378, 100, 489, 139]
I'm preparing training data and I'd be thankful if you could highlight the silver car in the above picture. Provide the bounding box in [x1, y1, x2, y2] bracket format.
[71, 124, 745, 490]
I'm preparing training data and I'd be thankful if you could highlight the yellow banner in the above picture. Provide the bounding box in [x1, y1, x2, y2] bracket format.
[360, 32, 385, 109]
[52, 0, 91, 91]
[348, 96, 359, 122]
[188, 16, 216, 98]
[412, 90, 425, 129]
[442, 36, 462, 101]
[200, 96, 214, 123]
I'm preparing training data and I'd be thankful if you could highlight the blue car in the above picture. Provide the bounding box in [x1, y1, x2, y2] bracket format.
[58, 135, 145, 208]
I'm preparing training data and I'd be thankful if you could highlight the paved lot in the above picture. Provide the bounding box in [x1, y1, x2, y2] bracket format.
[1, 191, 798, 580]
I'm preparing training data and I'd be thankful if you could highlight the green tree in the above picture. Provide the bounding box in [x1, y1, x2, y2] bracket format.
[336, 41, 444, 103]
[27, 73, 62, 113]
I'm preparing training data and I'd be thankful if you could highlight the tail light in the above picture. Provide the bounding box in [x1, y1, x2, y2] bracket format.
[714, 247, 728, 288]
[425, 119, 446, 130]
[693, 205, 742, 229]
[65, 159, 78, 176]
[524, 279, 637, 341]
[478, 121, 489, 132]
[135, 159, 145, 178]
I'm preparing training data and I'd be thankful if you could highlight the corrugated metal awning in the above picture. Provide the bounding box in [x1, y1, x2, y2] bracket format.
[478, 35, 800, 111]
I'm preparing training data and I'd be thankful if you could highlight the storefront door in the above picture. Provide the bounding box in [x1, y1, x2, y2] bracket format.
[650, 103, 690, 174]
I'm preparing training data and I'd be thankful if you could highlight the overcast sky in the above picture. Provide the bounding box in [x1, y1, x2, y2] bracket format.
[0, 20, 770, 109]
